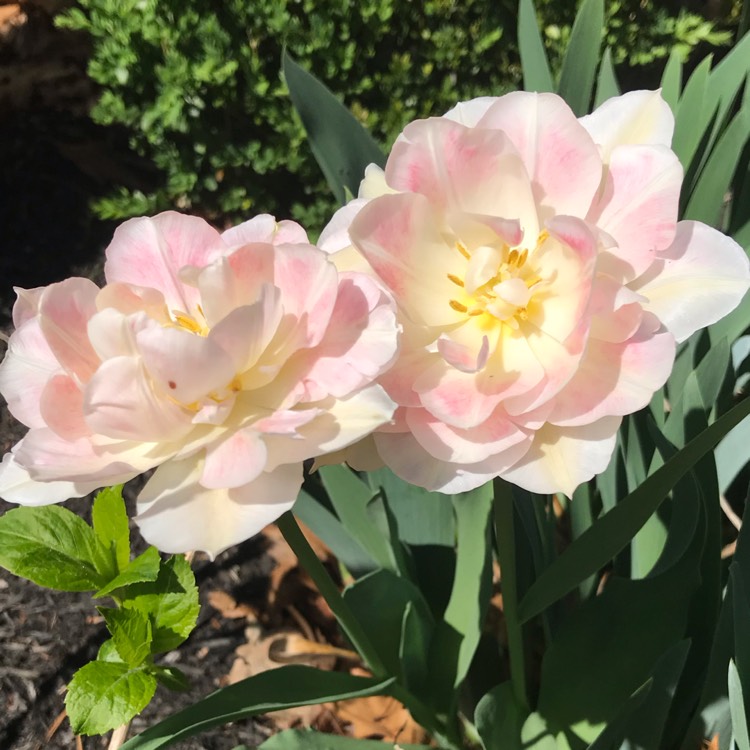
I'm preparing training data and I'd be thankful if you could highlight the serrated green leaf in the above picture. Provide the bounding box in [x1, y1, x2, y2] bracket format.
[66, 661, 157, 735]
[153, 666, 191, 692]
[121, 555, 199, 653]
[556, 0, 604, 115]
[518, 0, 553, 93]
[99, 607, 153, 667]
[120, 667, 394, 750]
[518, 393, 750, 622]
[0, 505, 108, 591]
[92, 485, 130, 575]
[594, 48, 619, 107]
[96, 547, 162, 598]
[98, 639, 125, 663]
[283, 51, 385, 204]
[259, 730, 433, 749]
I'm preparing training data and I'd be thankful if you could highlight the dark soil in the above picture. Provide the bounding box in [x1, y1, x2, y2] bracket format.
[0, 4, 276, 748]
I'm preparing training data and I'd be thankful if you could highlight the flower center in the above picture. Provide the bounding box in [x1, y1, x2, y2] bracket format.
[447, 231, 548, 329]
[169, 305, 209, 336]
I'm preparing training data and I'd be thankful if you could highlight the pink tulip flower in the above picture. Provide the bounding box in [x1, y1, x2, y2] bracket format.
[0, 212, 398, 556]
[321, 91, 750, 495]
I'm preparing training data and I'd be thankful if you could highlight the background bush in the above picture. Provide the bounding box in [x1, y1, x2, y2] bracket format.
[56, 0, 740, 234]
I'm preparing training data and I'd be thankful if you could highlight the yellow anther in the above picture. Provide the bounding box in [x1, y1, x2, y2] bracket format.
[447, 273, 465, 287]
[173, 312, 204, 335]
[525, 274, 542, 288]
[507, 249, 519, 266]
[456, 241, 471, 260]
[517, 248, 528, 267]
[537, 230, 550, 246]
[449, 300, 468, 313]
[468, 308, 484, 317]
[517, 308, 528, 320]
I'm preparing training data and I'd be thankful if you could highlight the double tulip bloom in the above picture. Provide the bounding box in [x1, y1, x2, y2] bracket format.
[1, 90, 748, 554]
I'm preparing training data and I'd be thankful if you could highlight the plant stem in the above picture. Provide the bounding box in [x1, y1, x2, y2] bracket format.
[276, 511, 388, 677]
[493, 479, 529, 710]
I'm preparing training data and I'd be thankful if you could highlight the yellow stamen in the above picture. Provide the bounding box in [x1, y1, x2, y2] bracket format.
[507, 249, 519, 266]
[449, 300, 468, 313]
[447, 273, 464, 287]
[456, 241, 471, 260]
[517, 248, 528, 267]
[468, 308, 484, 317]
[525, 274, 542, 288]
[537, 230, 550, 246]
[173, 312, 204, 335]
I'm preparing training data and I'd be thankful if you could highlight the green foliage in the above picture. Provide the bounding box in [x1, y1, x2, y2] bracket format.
[56, 0, 734, 230]
[0, 487, 199, 736]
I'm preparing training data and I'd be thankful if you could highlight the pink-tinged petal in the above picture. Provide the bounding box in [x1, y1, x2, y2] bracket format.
[14, 428, 148, 485]
[0, 451, 101, 506]
[477, 92, 602, 220]
[254, 408, 322, 434]
[201, 428, 268, 489]
[443, 96, 497, 126]
[548, 317, 675, 427]
[350, 192, 466, 327]
[136, 457, 302, 557]
[39, 277, 100, 382]
[386, 118, 539, 236]
[291, 273, 399, 399]
[449, 213, 524, 249]
[11, 286, 45, 327]
[136, 324, 236, 405]
[263, 387, 397, 470]
[313, 434, 385, 473]
[631, 221, 750, 343]
[0, 317, 61, 428]
[84, 356, 191, 441]
[501, 416, 622, 496]
[209, 284, 283, 374]
[579, 90, 675, 161]
[271, 244, 339, 349]
[358, 163, 395, 199]
[198, 244, 276, 325]
[104, 212, 226, 312]
[221, 214, 308, 247]
[587, 145, 682, 279]
[96, 282, 168, 320]
[373, 429, 532, 493]
[588, 274, 644, 343]
[438, 334, 490, 373]
[87, 308, 151, 361]
[379, 345, 435, 408]
[318, 200, 368, 254]
[529, 217, 597, 343]
[40, 374, 88, 440]
[406, 405, 530, 463]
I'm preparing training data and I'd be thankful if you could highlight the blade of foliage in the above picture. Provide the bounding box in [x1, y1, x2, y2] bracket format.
[428, 483, 494, 709]
[66, 661, 157, 735]
[594, 47, 619, 107]
[293, 489, 375, 577]
[536, 489, 701, 734]
[399, 601, 432, 693]
[343, 569, 433, 684]
[120, 555, 199, 654]
[92, 485, 129, 576]
[517, 394, 750, 622]
[729, 660, 750, 750]
[95, 547, 162, 598]
[570, 483, 596, 599]
[369, 467, 455, 547]
[475, 681, 527, 750]
[98, 607, 153, 667]
[660, 49, 683, 114]
[556, 0, 604, 115]
[684, 106, 750, 227]
[259, 730, 433, 749]
[120, 668, 394, 750]
[517, 0, 554, 93]
[283, 50, 385, 205]
[0, 505, 109, 591]
[318, 465, 399, 572]
[585, 681, 653, 750]
[672, 55, 715, 168]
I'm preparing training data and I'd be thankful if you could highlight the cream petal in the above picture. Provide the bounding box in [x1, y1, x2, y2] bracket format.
[136, 457, 302, 557]
[501, 417, 622, 496]
[40, 374, 89, 440]
[221, 215, 308, 247]
[201, 428, 268, 489]
[631, 221, 750, 343]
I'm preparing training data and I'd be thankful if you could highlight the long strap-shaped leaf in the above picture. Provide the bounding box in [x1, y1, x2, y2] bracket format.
[518, 0, 554, 93]
[120, 667, 394, 750]
[283, 50, 386, 205]
[517, 395, 750, 623]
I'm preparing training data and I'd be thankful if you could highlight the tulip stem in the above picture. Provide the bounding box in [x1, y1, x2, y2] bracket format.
[276, 511, 388, 677]
[493, 479, 530, 710]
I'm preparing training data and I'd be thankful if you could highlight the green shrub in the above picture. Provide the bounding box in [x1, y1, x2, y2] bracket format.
[56, 0, 736, 232]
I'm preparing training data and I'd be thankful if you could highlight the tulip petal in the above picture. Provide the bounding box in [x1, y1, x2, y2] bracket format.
[631, 221, 750, 343]
[40, 374, 89, 440]
[202, 428, 268, 489]
[501, 416, 621, 496]
[222, 215, 308, 247]
[136, 457, 302, 557]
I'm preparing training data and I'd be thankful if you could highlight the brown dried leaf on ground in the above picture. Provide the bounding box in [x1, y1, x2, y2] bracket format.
[702, 736, 719, 750]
